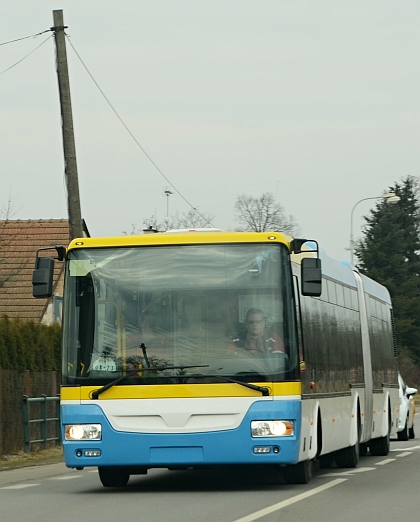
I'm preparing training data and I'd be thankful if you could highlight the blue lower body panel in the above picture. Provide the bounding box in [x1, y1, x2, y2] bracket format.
[61, 400, 302, 469]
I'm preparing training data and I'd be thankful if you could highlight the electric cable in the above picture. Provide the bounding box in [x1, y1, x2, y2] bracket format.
[65, 34, 213, 227]
[0, 35, 52, 77]
[0, 29, 51, 46]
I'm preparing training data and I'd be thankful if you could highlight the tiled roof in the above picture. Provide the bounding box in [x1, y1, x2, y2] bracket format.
[0, 219, 71, 322]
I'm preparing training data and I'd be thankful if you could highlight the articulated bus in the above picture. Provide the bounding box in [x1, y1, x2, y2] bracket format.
[32, 230, 399, 487]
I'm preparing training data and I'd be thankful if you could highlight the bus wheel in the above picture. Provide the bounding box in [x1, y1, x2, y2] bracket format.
[319, 453, 335, 469]
[409, 425, 415, 439]
[397, 416, 409, 441]
[283, 460, 313, 484]
[335, 440, 359, 468]
[369, 423, 390, 456]
[98, 467, 130, 487]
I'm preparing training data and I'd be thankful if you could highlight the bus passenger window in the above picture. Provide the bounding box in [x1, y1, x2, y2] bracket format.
[350, 289, 359, 311]
[336, 285, 345, 307]
[327, 280, 336, 305]
[343, 286, 352, 309]
[320, 280, 329, 302]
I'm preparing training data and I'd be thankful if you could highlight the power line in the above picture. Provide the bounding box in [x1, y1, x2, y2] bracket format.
[0, 29, 51, 46]
[0, 35, 52, 77]
[64, 34, 213, 227]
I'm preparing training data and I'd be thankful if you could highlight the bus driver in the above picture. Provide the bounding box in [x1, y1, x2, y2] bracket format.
[228, 308, 285, 355]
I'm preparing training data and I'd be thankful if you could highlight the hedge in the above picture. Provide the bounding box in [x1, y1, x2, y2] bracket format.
[0, 315, 61, 372]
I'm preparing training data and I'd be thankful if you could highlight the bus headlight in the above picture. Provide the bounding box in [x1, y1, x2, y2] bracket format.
[251, 420, 294, 437]
[65, 424, 102, 441]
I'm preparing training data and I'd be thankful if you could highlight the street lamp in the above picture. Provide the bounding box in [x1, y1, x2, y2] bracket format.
[164, 189, 173, 230]
[350, 192, 400, 266]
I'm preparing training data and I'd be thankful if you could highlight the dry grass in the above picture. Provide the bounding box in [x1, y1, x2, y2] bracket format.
[0, 446, 64, 471]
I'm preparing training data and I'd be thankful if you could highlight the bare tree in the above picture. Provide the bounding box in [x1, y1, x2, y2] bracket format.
[167, 208, 214, 230]
[124, 208, 215, 235]
[234, 192, 299, 235]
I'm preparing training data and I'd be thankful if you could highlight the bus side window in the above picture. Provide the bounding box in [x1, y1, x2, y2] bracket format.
[336, 284, 345, 307]
[320, 278, 329, 302]
[350, 289, 359, 311]
[343, 286, 352, 309]
[327, 280, 336, 305]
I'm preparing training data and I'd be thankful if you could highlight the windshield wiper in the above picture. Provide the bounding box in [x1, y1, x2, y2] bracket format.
[187, 373, 270, 396]
[91, 365, 209, 400]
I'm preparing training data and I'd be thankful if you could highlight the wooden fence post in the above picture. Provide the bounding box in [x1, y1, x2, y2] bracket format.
[51, 371, 57, 396]
[24, 370, 31, 397]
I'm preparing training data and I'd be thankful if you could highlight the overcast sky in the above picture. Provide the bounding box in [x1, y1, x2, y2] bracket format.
[1, 1, 419, 261]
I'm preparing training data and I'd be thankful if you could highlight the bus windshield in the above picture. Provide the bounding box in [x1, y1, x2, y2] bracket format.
[62, 242, 299, 385]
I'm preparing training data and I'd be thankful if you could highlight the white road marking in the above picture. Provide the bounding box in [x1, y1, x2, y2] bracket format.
[1, 484, 39, 490]
[319, 467, 376, 477]
[376, 459, 396, 465]
[343, 467, 376, 473]
[232, 479, 347, 522]
[51, 475, 83, 480]
[390, 445, 420, 451]
[319, 473, 354, 477]
[395, 452, 412, 458]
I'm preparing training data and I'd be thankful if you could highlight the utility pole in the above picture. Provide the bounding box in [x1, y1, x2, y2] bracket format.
[51, 10, 83, 240]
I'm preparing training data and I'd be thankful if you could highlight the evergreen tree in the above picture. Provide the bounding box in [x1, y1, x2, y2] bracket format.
[0, 315, 18, 370]
[0, 314, 61, 371]
[36, 323, 61, 371]
[355, 176, 420, 362]
[19, 320, 37, 370]
[0, 320, 8, 369]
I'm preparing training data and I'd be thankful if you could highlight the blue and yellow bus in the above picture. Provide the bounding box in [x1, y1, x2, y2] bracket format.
[33, 230, 399, 486]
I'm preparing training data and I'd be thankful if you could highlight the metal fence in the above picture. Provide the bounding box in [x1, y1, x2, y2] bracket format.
[22, 395, 61, 453]
[0, 368, 60, 456]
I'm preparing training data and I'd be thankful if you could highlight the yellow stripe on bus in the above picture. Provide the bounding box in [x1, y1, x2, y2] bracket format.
[67, 231, 292, 250]
[60, 382, 301, 401]
[60, 387, 81, 401]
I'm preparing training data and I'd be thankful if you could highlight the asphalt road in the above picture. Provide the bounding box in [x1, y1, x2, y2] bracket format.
[1, 432, 419, 522]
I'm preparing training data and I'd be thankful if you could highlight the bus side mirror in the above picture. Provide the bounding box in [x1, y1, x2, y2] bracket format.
[32, 257, 55, 298]
[301, 257, 322, 297]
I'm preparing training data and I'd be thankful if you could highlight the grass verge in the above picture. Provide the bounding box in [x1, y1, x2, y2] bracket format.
[0, 446, 64, 471]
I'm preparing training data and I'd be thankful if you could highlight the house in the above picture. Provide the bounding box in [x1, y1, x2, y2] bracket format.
[0, 219, 88, 324]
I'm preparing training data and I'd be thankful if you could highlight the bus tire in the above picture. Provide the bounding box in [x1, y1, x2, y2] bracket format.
[283, 460, 313, 484]
[319, 453, 335, 469]
[335, 406, 360, 468]
[409, 425, 415, 439]
[397, 416, 409, 441]
[335, 440, 359, 469]
[369, 416, 390, 456]
[98, 467, 130, 487]
[369, 435, 389, 456]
